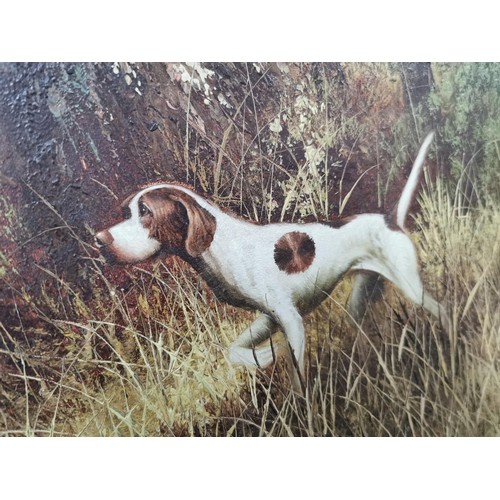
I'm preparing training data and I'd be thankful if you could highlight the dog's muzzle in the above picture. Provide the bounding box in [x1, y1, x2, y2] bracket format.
[95, 230, 119, 263]
[95, 230, 114, 249]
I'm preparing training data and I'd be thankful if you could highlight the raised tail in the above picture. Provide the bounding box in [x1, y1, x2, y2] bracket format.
[394, 131, 434, 230]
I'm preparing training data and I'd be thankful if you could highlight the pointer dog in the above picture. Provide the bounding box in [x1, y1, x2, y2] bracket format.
[96, 133, 448, 392]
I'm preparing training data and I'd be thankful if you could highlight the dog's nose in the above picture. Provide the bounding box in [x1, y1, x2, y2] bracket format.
[95, 230, 114, 248]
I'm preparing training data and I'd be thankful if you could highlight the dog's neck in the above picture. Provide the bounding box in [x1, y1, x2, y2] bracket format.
[180, 248, 256, 309]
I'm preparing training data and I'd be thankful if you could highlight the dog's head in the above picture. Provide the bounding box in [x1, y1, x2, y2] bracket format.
[95, 185, 216, 264]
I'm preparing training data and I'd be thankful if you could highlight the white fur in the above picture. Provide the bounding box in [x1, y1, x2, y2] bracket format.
[397, 132, 434, 229]
[107, 219, 161, 262]
[96, 134, 448, 393]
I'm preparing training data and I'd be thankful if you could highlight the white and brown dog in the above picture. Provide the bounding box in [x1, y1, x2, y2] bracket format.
[95, 132, 448, 392]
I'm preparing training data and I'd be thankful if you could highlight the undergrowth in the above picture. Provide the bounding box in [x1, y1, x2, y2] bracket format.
[1, 63, 499, 436]
[1, 174, 498, 436]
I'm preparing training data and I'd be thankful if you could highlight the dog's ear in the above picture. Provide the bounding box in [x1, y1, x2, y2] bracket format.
[168, 190, 216, 257]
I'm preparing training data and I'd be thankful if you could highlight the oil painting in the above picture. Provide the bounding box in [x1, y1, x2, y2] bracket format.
[1, 62, 499, 437]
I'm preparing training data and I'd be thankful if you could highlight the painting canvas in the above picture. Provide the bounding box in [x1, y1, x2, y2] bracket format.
[1, 62, 499, 438]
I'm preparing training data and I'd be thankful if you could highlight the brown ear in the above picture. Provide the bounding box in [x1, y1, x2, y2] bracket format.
[169, 191, 216, 256]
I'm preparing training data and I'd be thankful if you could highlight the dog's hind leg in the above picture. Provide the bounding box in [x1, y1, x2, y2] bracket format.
[348, 271, 385, 324]
[400, 282, 450, 333]
[389, 258, 449, 332]
[364, 264, 449, 332]
[355, 234, 449, 332]
[376, 240, 449, 332]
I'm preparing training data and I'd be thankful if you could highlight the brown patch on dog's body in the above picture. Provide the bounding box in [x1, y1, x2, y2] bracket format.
[274, 231, 315, 274]
[384, 211, 404, 232]
[320, 215, 358, 229]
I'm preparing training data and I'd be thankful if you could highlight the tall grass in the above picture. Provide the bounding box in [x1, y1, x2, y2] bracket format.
[1, 171, 498, 436]
[337, 175, 499, 436]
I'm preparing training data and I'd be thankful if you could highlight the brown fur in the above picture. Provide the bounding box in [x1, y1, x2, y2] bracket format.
[320, 215, 358, 229]
[384, 211, 403, 232]
[141, 188, 216, 256]
[274, 231, 316, 274]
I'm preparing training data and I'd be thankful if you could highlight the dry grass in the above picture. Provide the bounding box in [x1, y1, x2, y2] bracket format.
[1, 64, 498, 436]
[1, 171, 499, 437]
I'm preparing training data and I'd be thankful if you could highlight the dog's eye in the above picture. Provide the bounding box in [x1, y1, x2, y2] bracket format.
[138, 201, 152, 217]
[122, 206, 132, 220]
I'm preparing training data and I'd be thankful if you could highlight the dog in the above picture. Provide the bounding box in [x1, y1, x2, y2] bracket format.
[95, 132, 449, 393]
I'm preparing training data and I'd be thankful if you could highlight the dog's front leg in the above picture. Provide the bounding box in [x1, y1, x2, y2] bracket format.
[228, 309, 306, 394]
[274, 308, 306, 394]
[228, 313, 278, 368]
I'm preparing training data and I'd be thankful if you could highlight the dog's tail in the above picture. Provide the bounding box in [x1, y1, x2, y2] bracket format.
[393, 131, 434, 230]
